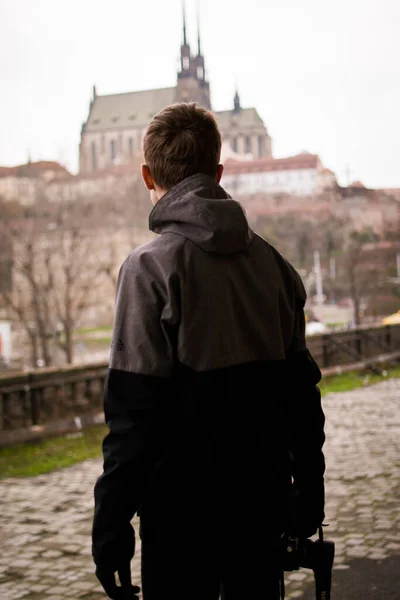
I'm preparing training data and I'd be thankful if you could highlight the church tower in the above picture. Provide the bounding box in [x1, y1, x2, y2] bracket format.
[79, 0, 271, 173]
[175, 1, 211, 109]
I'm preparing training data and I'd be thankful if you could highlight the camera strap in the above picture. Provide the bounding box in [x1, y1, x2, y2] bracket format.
[279, 570, 285, 600]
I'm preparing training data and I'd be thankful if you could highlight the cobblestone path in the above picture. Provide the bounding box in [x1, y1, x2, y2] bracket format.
[1, 379, 400, 599]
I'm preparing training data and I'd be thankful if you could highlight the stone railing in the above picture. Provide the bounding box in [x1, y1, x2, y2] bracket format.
[0, 362, 107, 437]
[1, 324, 400, 444]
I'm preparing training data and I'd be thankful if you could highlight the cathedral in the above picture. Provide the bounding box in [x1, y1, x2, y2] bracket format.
[79, 4, 272, 173]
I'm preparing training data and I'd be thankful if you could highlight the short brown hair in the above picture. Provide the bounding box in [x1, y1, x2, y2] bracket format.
[143, 102, 222, 190]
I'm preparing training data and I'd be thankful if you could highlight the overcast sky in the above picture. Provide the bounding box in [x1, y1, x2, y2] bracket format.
[0, 0, 399, 188]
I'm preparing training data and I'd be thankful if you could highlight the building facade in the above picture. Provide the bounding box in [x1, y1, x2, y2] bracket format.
[221, 153, 336, 197]
[79, 6, 272, 173]
[0, 161, 71, 205]
[45, 163, 140, 203]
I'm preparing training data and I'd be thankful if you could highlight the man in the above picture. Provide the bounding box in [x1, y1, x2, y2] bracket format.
[92, 103, 325, 600]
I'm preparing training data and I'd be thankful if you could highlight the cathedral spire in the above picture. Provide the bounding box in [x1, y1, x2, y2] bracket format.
[233, 88, 241, 113]
[176, 0, 211, 109]
[194, 0, 205, 83]
[182, 0, 187, 46]
[180, 0, 190, 72]
[197, 1, 201, 56]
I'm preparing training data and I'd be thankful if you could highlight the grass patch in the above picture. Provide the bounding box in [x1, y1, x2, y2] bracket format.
[77, 326, 112, 335]
[320, 365, 400, 396]
[2, 366, 400, 479]
[0, 424, 107, 479]
[81, 337, 112, 345]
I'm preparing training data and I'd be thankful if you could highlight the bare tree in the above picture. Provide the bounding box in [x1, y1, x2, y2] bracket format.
[0, 179, 156, 369]
[0, 198, 113, 366]
[97, 179, 155, 289]
[337, 229, 389, 326]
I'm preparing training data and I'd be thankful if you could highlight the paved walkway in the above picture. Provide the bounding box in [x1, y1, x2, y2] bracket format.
[1, 379, 400, 599]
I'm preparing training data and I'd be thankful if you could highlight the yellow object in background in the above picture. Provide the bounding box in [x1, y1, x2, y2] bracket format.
[381, 311, 400, 325]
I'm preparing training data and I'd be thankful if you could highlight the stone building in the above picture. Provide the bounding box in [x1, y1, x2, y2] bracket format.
[79, 5, 272, 173]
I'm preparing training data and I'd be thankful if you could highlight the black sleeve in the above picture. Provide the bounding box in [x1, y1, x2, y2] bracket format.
[92, 253, 179, 570]
[286, 273, 326, 537]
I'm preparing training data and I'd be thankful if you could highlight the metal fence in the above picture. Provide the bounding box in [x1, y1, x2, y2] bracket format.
[1, 324, 400, 434]
[306, 324, 400, 371]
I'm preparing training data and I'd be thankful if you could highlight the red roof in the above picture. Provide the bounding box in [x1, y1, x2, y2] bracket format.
[49, 162, 139, 184]
[223, 153, 320, 175]
[0, 161, 70, 179]
[0, 166, 18, 176]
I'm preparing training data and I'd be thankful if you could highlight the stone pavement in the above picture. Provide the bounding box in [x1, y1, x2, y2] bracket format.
[1, 379, 400, 599]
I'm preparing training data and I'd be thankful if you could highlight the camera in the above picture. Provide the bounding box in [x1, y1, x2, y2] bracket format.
[281, 526, 335, 600]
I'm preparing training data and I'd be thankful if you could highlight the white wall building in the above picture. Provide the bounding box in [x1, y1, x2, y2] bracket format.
[0, 161, 70, 205]
[45, 163, 140, 202]
[0, 175, 38, 205]
[222, 153, 337, 197]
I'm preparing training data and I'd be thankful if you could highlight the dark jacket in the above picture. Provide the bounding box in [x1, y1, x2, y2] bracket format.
[92, 173, 325, 570]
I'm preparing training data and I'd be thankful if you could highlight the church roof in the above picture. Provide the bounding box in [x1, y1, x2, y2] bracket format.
[84, 86, 266, 135]
[214, 107, 265, 130]
[84, 87, 176, 132]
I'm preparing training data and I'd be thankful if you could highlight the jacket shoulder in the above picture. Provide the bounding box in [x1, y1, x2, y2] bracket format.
[121, 233, 186, 275]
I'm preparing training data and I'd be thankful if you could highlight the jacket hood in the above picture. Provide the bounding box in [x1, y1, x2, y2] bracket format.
[149, 173, 253, 255]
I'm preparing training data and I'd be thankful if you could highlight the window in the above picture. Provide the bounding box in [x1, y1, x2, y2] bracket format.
[232, 137, 238, 153]
[258, 135, 264, 157]
[245, 136, 251, 154]
[183, 56, 189, 69]
[110, 139, 116, 162]
[91, 141, 97, 171]
[101, 135, 105, 153]
[128, 137, 134, 157]
[197, 66, 204, 79]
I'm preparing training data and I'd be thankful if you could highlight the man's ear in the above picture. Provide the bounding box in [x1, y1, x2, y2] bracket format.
[141, 164, 155, 190]
[216, 164, 224, 184]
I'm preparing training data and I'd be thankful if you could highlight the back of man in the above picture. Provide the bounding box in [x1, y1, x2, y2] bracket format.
[92, 103, 325, 600]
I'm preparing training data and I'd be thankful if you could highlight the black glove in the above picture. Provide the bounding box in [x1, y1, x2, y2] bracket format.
[93, 522, 138, 599]
[96, 562, 140, 599]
